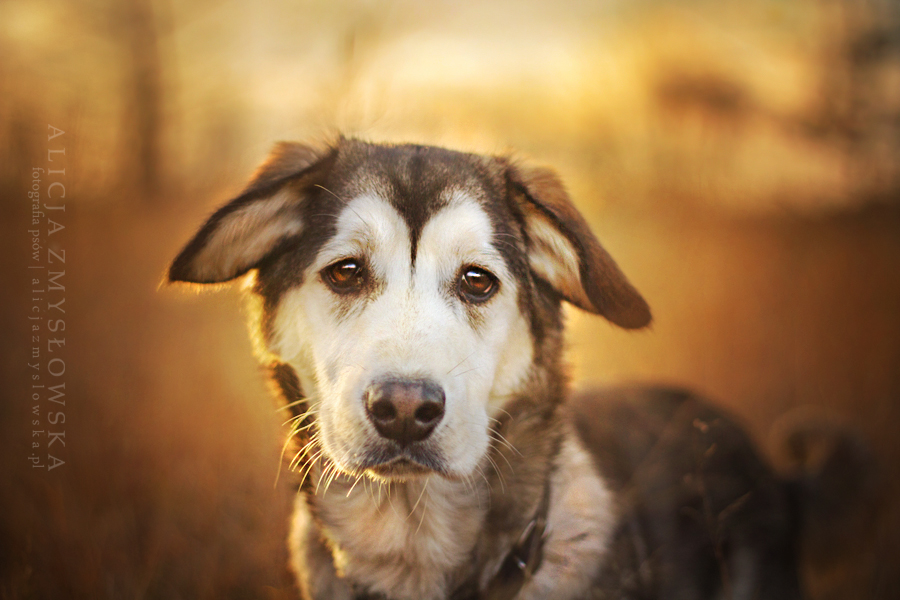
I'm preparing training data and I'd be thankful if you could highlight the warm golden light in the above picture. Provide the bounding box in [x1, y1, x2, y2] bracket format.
[1, 1, 896, 598]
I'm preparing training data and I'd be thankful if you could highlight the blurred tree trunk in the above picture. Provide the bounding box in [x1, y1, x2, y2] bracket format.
[120, 0, 164, 200]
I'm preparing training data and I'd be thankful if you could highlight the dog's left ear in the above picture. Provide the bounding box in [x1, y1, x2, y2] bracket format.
[168, 141, 337, 284]
[505, 162, 651, 329]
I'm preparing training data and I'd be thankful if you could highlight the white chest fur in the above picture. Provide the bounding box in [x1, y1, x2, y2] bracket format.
[313, 474, 488, 600]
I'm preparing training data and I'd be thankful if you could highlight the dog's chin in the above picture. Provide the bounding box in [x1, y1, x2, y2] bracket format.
[366, 457, 437, 482]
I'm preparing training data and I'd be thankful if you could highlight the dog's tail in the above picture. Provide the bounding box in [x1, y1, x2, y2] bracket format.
[769, 407, 882, 573]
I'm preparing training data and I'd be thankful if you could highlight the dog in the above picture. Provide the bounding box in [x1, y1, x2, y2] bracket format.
[168, 138, 864, 600]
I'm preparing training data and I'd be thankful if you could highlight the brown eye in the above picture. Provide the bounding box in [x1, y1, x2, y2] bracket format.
[322, 258, 365, 293]
[459, 266, 499, 303]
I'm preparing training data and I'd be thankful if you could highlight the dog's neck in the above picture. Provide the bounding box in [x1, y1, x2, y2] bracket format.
[465, 398, 565, 594]
[301, 402, 564, 600]
[311, 465, 486, 600]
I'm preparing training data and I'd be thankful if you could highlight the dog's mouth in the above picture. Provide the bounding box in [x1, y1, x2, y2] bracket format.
[358, 447, 447, 480]
[368, 457, 434, 479]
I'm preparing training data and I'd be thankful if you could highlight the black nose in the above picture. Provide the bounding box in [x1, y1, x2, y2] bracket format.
[364, 378, 445, 445]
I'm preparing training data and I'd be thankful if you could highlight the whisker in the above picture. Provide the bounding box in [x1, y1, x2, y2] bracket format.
[491, 430, 522, 457]
[297, 448, 325, 490]
[315, 460, 335, 495]
[347, 472, 365, 498]
[281, 407, 316, 426]
[447, 351, 478, 375]
[313, 184, 367, 223]
[414, 480, 430, 535]
[289, 431, 321, 471]
[485, 455, 507, 493]
[294, 444, 321, 477]
[282, 416, 317, 431]
[372, 478, 386, 513]
[313, 184, 349, 205]
[323, 462, 343, 495]
[386, 481, 402, 520]
[408, 479, 429, 521]
[489, 442, 515, 473]
[473, 464, 493, 510]
[276, 419, 319, 487]
[276, 398, 311, 414]
[494, 408, 514, 420]
[451, 366, 481, 378]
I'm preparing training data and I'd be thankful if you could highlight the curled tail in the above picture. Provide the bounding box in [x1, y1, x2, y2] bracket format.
[771, 407, 884, 597]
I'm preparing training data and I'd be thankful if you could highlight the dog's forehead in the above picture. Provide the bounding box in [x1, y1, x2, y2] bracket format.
[326, 142, 506, 230]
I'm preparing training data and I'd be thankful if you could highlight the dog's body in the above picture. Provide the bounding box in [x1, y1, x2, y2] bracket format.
[169, 139, 845, 599]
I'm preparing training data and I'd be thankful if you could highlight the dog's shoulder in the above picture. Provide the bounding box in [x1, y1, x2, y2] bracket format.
[566, 386, 802, 599]
[516, 423, 616, 600]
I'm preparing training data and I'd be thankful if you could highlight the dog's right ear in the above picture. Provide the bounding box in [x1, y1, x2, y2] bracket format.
[168, 142, 337, 284]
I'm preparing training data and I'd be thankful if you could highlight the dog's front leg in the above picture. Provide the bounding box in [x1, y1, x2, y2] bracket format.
[289, 494, 354, 600]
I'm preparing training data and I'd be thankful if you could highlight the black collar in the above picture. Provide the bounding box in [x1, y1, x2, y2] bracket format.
[448, 478, 552, 600]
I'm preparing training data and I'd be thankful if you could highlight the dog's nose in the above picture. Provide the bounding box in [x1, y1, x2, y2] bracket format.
[364, 378, 445, 445]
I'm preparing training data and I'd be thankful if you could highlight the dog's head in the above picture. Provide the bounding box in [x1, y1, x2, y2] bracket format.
[169, 138, 649, 482]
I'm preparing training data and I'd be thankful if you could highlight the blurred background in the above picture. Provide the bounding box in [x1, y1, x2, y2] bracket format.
[1, 0, 898, 598]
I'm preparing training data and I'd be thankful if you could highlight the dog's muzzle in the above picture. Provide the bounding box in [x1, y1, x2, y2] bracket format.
[364, 378, 445, 446]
